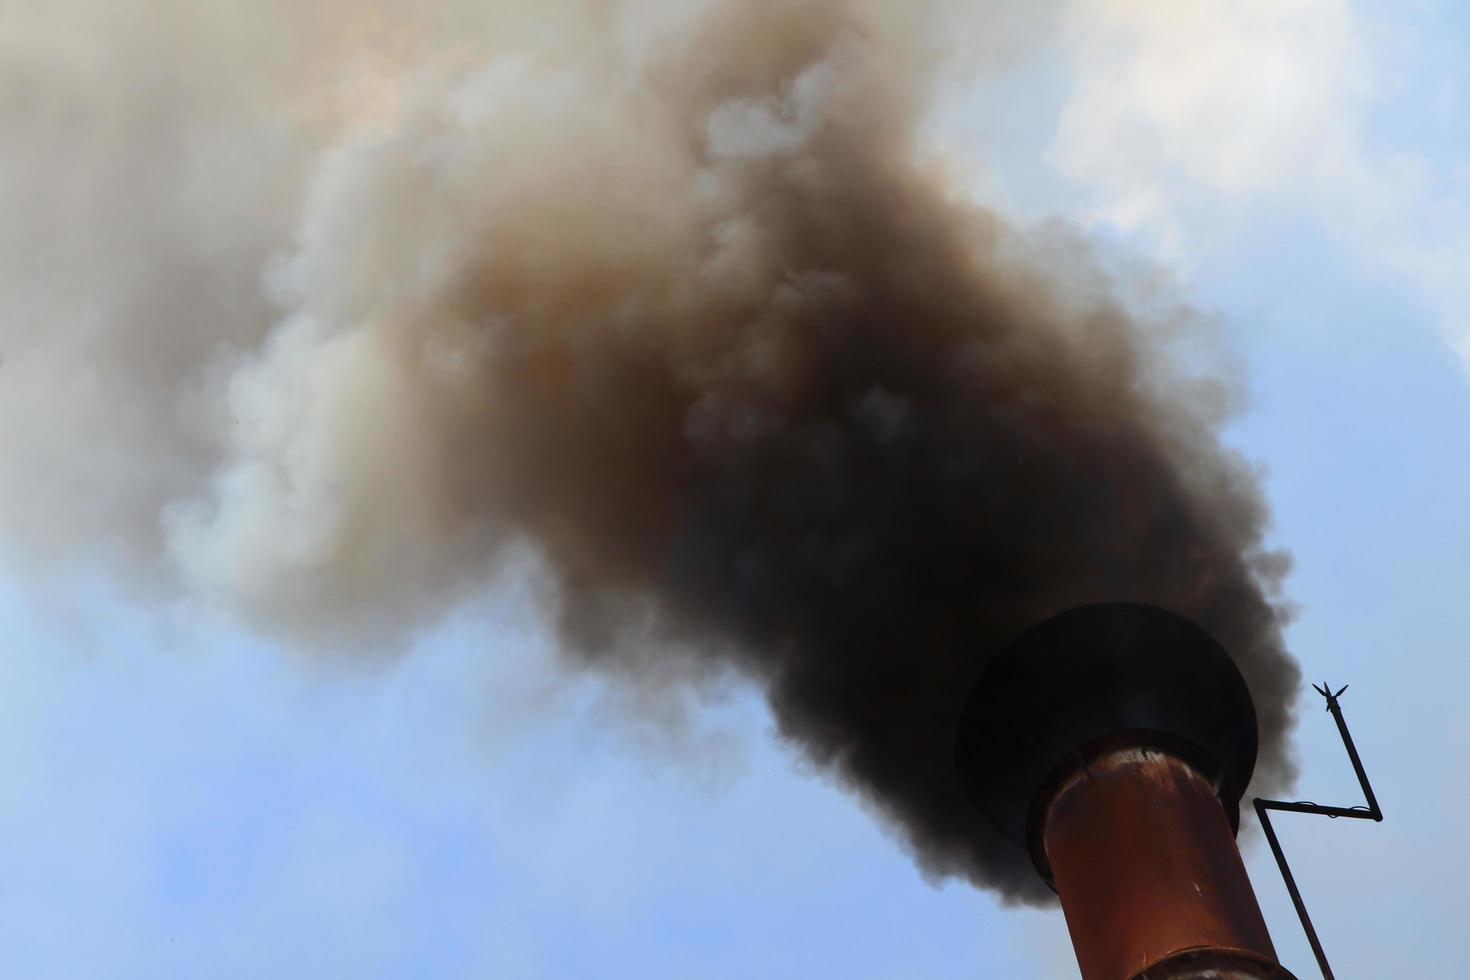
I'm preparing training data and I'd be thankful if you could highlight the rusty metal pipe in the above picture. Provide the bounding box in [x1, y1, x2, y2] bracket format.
[955, 605, 1300, 980]
[1039, 743, 1291, 980]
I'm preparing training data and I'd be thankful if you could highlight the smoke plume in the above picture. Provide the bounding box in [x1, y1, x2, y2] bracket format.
[0, 1, 1297, 900]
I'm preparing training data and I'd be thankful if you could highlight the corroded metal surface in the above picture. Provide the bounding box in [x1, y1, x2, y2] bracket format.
[1131, 947, 1297, 979]
[1041, 746, 1295, 980]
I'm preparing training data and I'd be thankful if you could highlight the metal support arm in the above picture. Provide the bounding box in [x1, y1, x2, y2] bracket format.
[1253, 684, 1383, 980]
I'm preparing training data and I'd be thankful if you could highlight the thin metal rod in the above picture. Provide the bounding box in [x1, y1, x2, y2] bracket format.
[1253, 683, 1382, 980]
[1321, 685, 1382, 821]
[1255, 799, 1334, 980]
[1255, 800, 1374, 820]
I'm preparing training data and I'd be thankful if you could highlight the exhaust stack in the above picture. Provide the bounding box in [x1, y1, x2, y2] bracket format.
[956, 603, 1296, 980]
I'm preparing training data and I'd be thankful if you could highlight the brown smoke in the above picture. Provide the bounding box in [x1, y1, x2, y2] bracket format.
[0, 1, 1297, 902]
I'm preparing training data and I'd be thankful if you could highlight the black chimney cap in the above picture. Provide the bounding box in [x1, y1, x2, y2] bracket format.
[954, 602, 1259, 848]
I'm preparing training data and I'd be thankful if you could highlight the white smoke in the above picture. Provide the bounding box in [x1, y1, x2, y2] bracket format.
[1, 0, 980, 640]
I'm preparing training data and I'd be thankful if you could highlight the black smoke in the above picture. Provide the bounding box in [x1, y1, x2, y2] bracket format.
[0, 0, 1297, 903]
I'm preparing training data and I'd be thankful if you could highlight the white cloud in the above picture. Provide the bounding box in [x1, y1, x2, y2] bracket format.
[1051, 0, 1470, 358]
[1054, 0, 1370, 216]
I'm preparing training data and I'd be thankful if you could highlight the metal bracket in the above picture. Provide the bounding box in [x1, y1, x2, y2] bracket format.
[1253, 684, 1383, 980]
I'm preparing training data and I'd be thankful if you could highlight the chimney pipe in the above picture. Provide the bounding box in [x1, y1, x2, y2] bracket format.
[955, 603, 1296, 980]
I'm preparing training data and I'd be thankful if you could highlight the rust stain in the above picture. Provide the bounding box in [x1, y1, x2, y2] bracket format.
[1041, 746, 1296, 980]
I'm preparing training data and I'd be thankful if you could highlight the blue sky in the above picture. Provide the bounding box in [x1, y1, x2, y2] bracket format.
[4, 1, 1470, 977]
